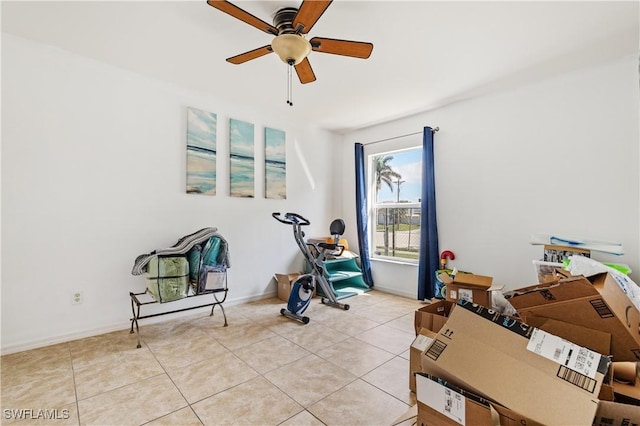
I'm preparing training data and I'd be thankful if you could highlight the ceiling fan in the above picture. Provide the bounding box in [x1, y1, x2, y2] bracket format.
[206, 0, 374, 104]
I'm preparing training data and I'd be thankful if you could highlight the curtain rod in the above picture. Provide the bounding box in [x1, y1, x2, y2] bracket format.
[360, 127, 439, 146]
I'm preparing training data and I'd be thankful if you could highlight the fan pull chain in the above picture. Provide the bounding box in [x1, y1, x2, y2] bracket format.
[286, 64, 293, 106]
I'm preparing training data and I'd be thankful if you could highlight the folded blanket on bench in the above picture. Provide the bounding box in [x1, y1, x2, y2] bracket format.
[131, 227, 231, 275]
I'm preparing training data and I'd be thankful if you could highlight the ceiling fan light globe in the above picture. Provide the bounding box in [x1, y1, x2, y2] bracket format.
[271, 34, 311, 65]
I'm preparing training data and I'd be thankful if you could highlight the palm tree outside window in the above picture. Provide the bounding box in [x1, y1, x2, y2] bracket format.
[370, 148, 422, 261]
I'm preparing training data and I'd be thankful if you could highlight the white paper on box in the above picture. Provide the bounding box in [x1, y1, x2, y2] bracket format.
[412, 334, 434, 351]
[458, 288, 473, 302]
[527, 328, 600, 379]
[416, 375, 465, 425]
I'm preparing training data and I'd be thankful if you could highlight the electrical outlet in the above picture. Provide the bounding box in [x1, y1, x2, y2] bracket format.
[72, 291, 83, 305]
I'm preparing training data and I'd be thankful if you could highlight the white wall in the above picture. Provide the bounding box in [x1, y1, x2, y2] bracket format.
[1, 35, 341, 353]
[340, 54, 640, 297]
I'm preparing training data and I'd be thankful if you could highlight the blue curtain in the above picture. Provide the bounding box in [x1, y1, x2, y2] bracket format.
[354, 143, 374, 287]
[417, 127, 439, 300]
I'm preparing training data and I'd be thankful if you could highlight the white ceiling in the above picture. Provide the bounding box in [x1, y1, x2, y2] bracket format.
[2, 1, 638, 133]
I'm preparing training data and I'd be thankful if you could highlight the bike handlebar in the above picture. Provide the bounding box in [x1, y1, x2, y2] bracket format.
[272, 212, 311, 226]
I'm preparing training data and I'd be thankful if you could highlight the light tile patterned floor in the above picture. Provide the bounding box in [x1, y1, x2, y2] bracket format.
[1, 290, 424, 425]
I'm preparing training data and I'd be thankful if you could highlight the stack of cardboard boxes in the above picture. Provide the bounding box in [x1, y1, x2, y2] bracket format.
[405, 265, 640, 425]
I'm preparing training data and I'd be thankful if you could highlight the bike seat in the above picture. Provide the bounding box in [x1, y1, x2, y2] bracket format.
[329, 219, 345, 237]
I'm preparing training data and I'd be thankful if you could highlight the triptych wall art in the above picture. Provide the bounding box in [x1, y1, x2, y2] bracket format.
[185, 107, 286, 199]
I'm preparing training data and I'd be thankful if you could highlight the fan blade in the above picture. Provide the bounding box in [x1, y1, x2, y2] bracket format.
[294, 58, 316, 84]
[226, 45, 273, 64]
[292, 0, 332, 34]
[310, 37, 373, 59]
[207, 0, 278, 35]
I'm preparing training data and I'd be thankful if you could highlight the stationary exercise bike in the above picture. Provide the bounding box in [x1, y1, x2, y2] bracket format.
[272, 212, 350, 324]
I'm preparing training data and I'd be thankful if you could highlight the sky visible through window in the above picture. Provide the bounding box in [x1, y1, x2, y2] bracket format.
[376, 148, 422, 203]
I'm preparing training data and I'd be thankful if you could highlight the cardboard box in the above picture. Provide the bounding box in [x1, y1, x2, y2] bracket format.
[594, 400, 640, 425]
[508, 273, 640, 362]
[440, 273, 501, 308]
[274, 273, 303, 302]
[409, 328, 436, 392]
[421, 300, 610, 426]
[414, 300, 455, 335]
[415, 373, 542, 426]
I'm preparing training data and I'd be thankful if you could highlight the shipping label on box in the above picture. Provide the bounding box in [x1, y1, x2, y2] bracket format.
[526, 328, 604, 380]
[421, 300, 610, 426]
[416, 373, 492, 426]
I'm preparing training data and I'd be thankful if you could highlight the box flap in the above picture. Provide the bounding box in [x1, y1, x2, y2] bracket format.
[438, 272, 453, 284]
[414, 300, 454, 335]
[508, 277, 598, 310]
[524, 313, 612, 356]
[511, 273, 640, 362]
[598, 384, 615, 401]
[452, 273, 493, 290]
[274, 273, 301, 282]
[486, 284, 505, 292]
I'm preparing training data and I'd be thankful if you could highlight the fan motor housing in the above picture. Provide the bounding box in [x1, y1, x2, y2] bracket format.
[273, 7, 298, 34]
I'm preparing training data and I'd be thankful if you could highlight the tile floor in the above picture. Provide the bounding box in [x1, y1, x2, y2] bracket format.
[1, 290, 425, 426]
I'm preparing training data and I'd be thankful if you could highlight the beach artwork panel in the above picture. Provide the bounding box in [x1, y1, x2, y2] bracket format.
[265, 127, 286, 199]
[229, 118, 255, 198]
[186, 107, 217, 195]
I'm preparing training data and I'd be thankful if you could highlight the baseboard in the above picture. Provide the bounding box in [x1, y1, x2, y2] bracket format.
[370, 285, 417, 300]
[1, 322, 133, 356]
[1, 291, 278, 355]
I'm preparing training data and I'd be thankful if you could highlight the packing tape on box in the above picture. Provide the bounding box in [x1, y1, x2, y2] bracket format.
[613, 362, 637, 383]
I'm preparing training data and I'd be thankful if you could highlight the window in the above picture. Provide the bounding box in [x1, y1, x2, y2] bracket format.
[369, 146, 422, 262]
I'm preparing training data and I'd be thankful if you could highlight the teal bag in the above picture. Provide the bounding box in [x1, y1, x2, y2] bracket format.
[187, 244, 202, 283]
[186, 237, 223, 292]
[202, 237, 221, 266]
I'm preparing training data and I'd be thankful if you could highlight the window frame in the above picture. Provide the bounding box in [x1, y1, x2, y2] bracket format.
[365, 139, 423, 265]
